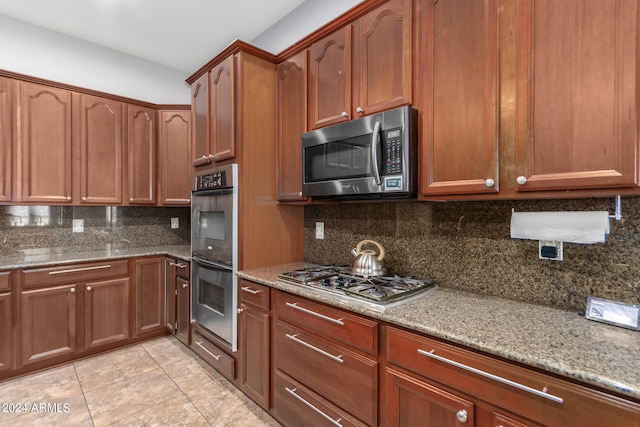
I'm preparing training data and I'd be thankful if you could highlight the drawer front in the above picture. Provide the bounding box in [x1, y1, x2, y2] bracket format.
[239, 279, 270, 310]
[191, 330, 235, 381]
[274, 370, 368, 427]
[275, 320, 377, 426]
[23, 260, 129, 288]
[174, 260, 190, 279]
[275, 290, 378, 355]
[386, 326, 640, 427]
[0, 271, 10, 292]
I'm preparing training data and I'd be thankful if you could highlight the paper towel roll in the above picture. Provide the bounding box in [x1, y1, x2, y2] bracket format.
[510, 211, 610, 244]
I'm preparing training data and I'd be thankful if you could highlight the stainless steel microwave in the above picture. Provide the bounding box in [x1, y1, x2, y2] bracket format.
[302, 106, 418, 199]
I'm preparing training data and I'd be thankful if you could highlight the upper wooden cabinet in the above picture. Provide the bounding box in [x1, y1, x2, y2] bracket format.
[308, 0, 412, 129]
[126, 105, 156, 205]
[191, 73, 210, 166]
[209, 55, 236, 162]
[159, 110, 191, 205]
[515, 0, 639, 192]
[276, 51, 308, 202]
[421, 0, 499, 196]
[0, 77, 11, 202]
[16, 82, 73, 204]
[75, 93, 124, 205]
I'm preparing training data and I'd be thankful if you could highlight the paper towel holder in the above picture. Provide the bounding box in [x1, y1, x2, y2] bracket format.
[510, 195, 623, 221]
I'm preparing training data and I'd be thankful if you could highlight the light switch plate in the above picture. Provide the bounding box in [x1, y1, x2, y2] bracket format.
[171, 217, 179, 229]
[586, 297, 639, 330]
[72, 219, 84, 233]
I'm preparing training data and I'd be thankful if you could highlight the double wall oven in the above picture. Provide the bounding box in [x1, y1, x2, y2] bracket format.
[191, 164, 238, 351]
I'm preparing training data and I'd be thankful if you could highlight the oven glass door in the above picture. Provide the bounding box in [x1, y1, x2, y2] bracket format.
[191, 189, 233, 264]
[192, 258, 234, 346]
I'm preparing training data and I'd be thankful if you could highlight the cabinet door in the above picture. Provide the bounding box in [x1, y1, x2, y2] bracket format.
[165, 258, 177, 334]
[422, 0, 499, 196]
[176, 276, 190, 345]
[21, 284, 78, 366]
[0, 292, 12, 372]
[191, 73, 211, 166]
[277, 51, 308, 202]
[352, 0, 412, 117]
[18, 82, 73, 203]
[386, 368, 474, 427]
[0, 77, 11, 202]
[209, 56, 236, 162]
[239, 303, 270, 409]
[76, 93, 124, 204]
[126, 105, 156, 205]
[84, 278, 130, 350]
[135, 257, 164, 335]
[159, 110, 192, 205]
[308, 25, 352, 129]
[515, 0, 638, 191]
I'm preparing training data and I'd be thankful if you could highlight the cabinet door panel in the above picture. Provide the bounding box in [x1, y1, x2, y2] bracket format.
[240, 304, 269, 408]
[353, 0, 412, 116]
[0, 292, 12, 372]
[191, 73, 210, 166]
[127, 105, 156, 205]
[165, 258, 177, 334]
[210, 56, 235, 161]
[159, 110, 191, 205]
[176, 276, 190, 344]
[76, 94, 124, 204]
[309, 25, 352, 129]
[19, 82, 73, 203]
[0, 77, 11, 202]
[422, 0, 499, 196]
[135, 257, 164, 335]
[516, 0, 638, 191]
[84, 278, 130, 349]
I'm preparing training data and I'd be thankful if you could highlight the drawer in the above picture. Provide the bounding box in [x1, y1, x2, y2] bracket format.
[385, 326, 640, 427]
[239, 279, 270, 310]
[275, 290, 378, 355]
[0, 271, 10, 292]
[174, 260, 190, 279]
[23, 260, 129, 288]
[275, 319, 377, 426]
[274, 370, 368, 427]
[191, 330, 235, 381]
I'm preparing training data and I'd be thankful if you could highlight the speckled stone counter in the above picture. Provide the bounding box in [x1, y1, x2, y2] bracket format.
[0, 245, 191, 270]
[237, 262, 640, 401]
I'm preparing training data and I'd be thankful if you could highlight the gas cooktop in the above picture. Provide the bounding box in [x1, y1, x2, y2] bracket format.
[277, 265, 437, 312]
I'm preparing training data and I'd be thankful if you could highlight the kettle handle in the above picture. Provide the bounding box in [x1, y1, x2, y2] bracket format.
[355, 239, 385, 261]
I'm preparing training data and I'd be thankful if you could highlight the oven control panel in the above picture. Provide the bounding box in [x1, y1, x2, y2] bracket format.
[196, 171, 227, 191]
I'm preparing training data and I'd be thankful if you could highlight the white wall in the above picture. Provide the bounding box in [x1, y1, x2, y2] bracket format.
[0, 14, 190, 104]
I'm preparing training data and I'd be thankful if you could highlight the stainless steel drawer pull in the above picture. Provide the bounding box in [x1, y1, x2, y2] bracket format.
[49, 265, 111, 275]
[195, 341, 221, 360]
[285, 302, 344, 326]
[285, 387, 343, 427]
[418, 349, 564, 404]
[286, 333, 344, 364]
[241, 286, 262, 295]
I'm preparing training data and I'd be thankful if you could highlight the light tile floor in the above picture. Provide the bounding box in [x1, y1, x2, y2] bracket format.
[0, 336, 282, 426]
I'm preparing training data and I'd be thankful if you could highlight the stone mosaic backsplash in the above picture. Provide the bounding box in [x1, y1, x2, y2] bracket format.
[0, 206, 190, 256]
[304, 197, 640, 311]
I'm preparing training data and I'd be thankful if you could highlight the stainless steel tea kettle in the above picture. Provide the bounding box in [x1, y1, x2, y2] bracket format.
[350, 239, 387, 277]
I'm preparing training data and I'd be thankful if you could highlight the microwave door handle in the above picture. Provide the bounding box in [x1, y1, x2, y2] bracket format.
[371, 121, 382, 186]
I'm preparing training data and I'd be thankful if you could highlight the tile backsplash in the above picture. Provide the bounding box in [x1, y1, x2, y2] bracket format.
[304, 197, 640, 311]
[0, 206, 190, 255]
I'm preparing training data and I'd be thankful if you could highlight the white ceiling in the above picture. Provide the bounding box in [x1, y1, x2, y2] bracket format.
[0, 0, 307, 74]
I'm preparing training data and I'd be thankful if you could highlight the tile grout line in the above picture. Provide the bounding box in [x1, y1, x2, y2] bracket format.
[71, 361, 96, 427]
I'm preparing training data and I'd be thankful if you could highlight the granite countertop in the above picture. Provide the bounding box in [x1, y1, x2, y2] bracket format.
[0, 245, 191, 270]
[237, 262, 640, 401]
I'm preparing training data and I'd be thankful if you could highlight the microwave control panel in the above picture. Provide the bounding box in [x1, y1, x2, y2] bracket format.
[196, 171, 227, 191]
[384, 128, 403, 175]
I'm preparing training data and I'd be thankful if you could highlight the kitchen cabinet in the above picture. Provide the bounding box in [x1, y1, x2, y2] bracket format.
[209, 55, 236, 162]
[16, 81, 73, 204]
[158, 109, 192, 205]
[191, 73, 211, 166]
[238, 279, 271, 409]
[308, 0, 412, 129]
[0, 272, 13, 372]
[514, 0, 639, 192]
[126, 105, 156, 205]
[191, 324, 236, 381]
[0, 77, 11, 202]
[276, 51, 308, 203]
[165, 257, 190, 345]
[420, 0, 499, 196]
[134, 256, 165, 336]
[75, 93, 124, 205]
[84, 277, 130, 350]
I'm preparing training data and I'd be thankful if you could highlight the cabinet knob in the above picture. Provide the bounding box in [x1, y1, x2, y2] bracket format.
[86, 285, 92, 291]
[356, 106, 364, 114]
[182, 283, 188, 289]
[237, 307, 244, 314]
[70, 287, 76, 293]
[516, 175, 527, 185]
[208, 154, 215, 159]
[456, 410, 468, 423]
[66, 196, 72, 201]
[129, 198, 134, 202]
[298, 192, 303, 197]
[187, 199, 191, 203]
[341, 111, 349, 118]
[82, 196, 87, 201]
[202, 155, 207, 160]
[484, 178, 495, 187]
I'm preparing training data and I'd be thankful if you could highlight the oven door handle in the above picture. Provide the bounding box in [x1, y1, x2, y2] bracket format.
[371, 120, 382, 186]
[192, 188, 233, 197]
[192, 256, 232, 271]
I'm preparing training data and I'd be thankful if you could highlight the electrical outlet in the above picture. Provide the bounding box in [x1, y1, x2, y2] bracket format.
[539, 240, 563, 260]
[315, 222, 325, 239]
[171, 217, 179, 229]
[72, 219, 84, 233]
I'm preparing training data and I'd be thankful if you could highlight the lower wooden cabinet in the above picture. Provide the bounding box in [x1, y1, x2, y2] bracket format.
[84, 277, 130, 350]
[191, 325, 235, 381]
[134, 257, 165, 336]
[165, 257, 190, 345]
[0, 271, 12, 372]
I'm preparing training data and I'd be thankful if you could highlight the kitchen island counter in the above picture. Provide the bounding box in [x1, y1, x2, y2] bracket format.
[238, 262, 640, 401]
